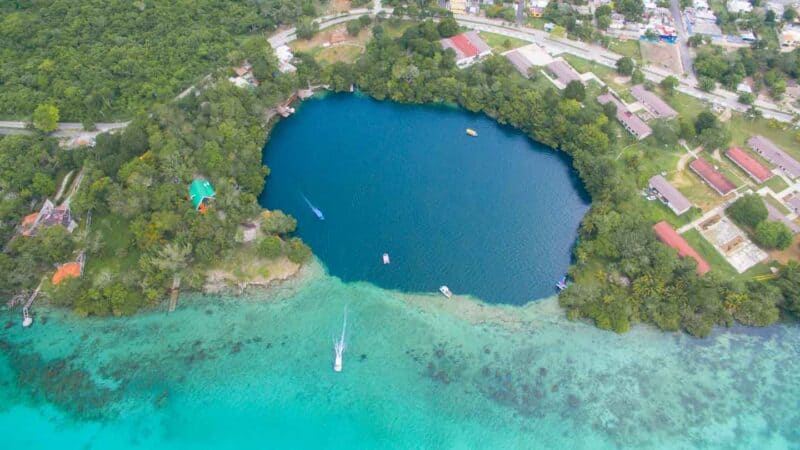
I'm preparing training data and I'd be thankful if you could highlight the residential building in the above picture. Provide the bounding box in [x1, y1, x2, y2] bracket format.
[727, 0, 753, 13]
[689, 158, 737, 195]
[649, 175, 692, 215]
[725, 147, 774, 183]
[630, 85, 677, 119]
[448, 0, 467, 14]
[189, 179, 216, 212]
[747, 135, 800, 179]
[597, 93, 653, 140]
[440, 31, 492, 67]
[653, 221, 711, 274]
[780, 24, 800, 50]
[19, 199, 78, 237]
[545, 59, 582, 87]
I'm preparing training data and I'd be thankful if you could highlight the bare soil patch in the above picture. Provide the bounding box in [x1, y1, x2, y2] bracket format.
[640, 41, 682, 74]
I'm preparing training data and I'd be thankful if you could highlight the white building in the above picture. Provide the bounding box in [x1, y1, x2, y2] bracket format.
[727, 0, 753, 13]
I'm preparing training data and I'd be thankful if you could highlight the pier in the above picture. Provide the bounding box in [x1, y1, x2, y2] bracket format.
[168, 275, 181, 312]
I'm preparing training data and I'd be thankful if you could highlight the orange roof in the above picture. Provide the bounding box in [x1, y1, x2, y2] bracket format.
[52, 262, 81, 285]
[21, 212, 38, 226]
[653, 221, 710, 275]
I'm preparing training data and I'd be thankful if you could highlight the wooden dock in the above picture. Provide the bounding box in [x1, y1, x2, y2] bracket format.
[168, 276, 181, 312]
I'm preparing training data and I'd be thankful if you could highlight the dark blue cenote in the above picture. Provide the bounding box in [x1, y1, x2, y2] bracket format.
[260, 93, 590, 304]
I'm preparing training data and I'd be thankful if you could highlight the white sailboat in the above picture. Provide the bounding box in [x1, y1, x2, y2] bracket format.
[333, 306, 347, 372]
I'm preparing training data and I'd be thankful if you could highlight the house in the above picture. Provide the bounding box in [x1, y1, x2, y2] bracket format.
[52, 262, 82, 285]
[545, 59, 582, 88]
[19, 199, 78, 236]
[529, 0, 549, 16]
[229, 61, 259, 88]
[448, 0, 467, 14]
[653, 221, 711, 274]
[275, 45, 297, 73]
[649, 175, 692, 215]
[725, 147, 774, 183]
[440, 31, 492, 67]
[597, 93, 653, 140]
[689, 158, 737, 195]
[747, 135, 800, 179]
[505, 43, 553, 77]
[189, 179, 216, 212]
[630, 85, 677, 119]
[780, 24, 800, 50]
[727, 0, 753, 13]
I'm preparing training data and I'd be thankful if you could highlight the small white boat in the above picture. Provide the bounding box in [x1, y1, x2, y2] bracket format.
[333, 307, 347, 373]
[382, 253, 390, 265]
[439, 285, 453, 299]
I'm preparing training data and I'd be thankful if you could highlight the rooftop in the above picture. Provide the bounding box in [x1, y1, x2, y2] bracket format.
[597, 93, 652, 139]
[689, 158, 737, 195]
[546, 60, 581, 85]
[630, 85, 677, 119]
[52, 262, 82, 285]
[649, 175, 691, 215]
[747, 135, 800, 179]
[725, 147, 773, 183]
[653, 221, 710, 274]
[440, 31, 491, 62]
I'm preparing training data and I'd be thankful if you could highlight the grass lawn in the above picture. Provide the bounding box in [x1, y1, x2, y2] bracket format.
[764, 192, 791, 214]
[682, 228, 738, 278]
[606, 38, 642, 62]
[765, 176, 789, 194]
[665, 91, 706, 122]
[727, 114, 800, 162]
[383, 19, 415, 39]
[83, 214, 140, 279]
[525, 17, 546, 30]
[478, 31, 529, 52]
[316, 45, 364, 65]
[561, 54, 630, 94]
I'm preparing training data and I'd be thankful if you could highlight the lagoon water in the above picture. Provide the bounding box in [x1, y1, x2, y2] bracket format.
[1, 263, 799, 449]
[260, 94, 589, 304]
[2, 96, 799, 449]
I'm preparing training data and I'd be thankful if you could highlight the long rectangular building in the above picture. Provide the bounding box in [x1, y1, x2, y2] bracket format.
[689, 158, 736, 196]
[653, 221, 710, 274]
[440, 31, 491, 68]
[649, 175, 691, 215]
[597, 93, 652, 140]
[630, 84, 677, 119]
[725, 147, 773, 183]
[545, 60, 582, 87]
[747, 135, 800, 179]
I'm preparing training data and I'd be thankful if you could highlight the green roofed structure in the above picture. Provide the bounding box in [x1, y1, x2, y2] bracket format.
[189, 179, 215, 212]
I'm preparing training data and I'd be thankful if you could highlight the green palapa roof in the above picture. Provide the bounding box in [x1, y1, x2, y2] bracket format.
[189, 179, 215, 209]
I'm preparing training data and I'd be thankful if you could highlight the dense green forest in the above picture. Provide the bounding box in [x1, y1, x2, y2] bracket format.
[0, 36, 312, 316]
[0, 0, 318, 121]
[309, 18, 800, 336]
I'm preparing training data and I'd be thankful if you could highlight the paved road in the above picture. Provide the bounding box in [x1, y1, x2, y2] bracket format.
[0, 121, 129, 137]
[669, 0, 694, 76]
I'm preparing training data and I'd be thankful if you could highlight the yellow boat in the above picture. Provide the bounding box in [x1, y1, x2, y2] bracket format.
[466, 128, 477, 137]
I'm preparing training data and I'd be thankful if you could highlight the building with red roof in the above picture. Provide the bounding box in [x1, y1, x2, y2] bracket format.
[440, 31, 491, 67]
[725, 147, 773, 183]
[52, 262, 82, 285]
[652, 221, 710, 274]
[689, 158, 736, 196]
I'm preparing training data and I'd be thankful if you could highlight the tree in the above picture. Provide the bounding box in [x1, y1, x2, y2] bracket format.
[754, 221, 793, 249]
[660, 76, 679, 96]
[631, 69, 645, 84]
[597, 15, 612, 30]
[261, 210, 297, 235]
[698, 76, 716, 92]
[259, 235, 285, 259]
[694, 111, 719, 134]
[616, 0, 644, 22]
[563, 80, 586, 101]
[346, 20, 362, 36]
[296, 16, 319, 40]
[286, 237, 312, 263]
[738, 92, 754, 104]
[616, 56, 634, 76]
[32, 104, 59, 133]
[437, 17, 459, 38]
[697, 126, 730, 151]
[652, 120, 679, 146]
[727, 194, 768, 229]
[784, 8, 798, 22]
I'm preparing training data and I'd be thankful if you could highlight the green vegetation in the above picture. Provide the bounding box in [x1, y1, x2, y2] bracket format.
[32, 105, 60, 133]
[314, 19, 799, 336]
[754, 221, 793, 250]
[616, 57, 635, 76]
[765, 176, 789, 194]
[728, 194, 768, 229]
[0, 33, 317, 316]
[0, 0, 317, 121]
[478, 32, 529, 52]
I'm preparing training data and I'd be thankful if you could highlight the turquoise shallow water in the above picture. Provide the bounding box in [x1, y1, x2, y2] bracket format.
[260, 94, 589, 304]
[1, 262, 799, 449]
